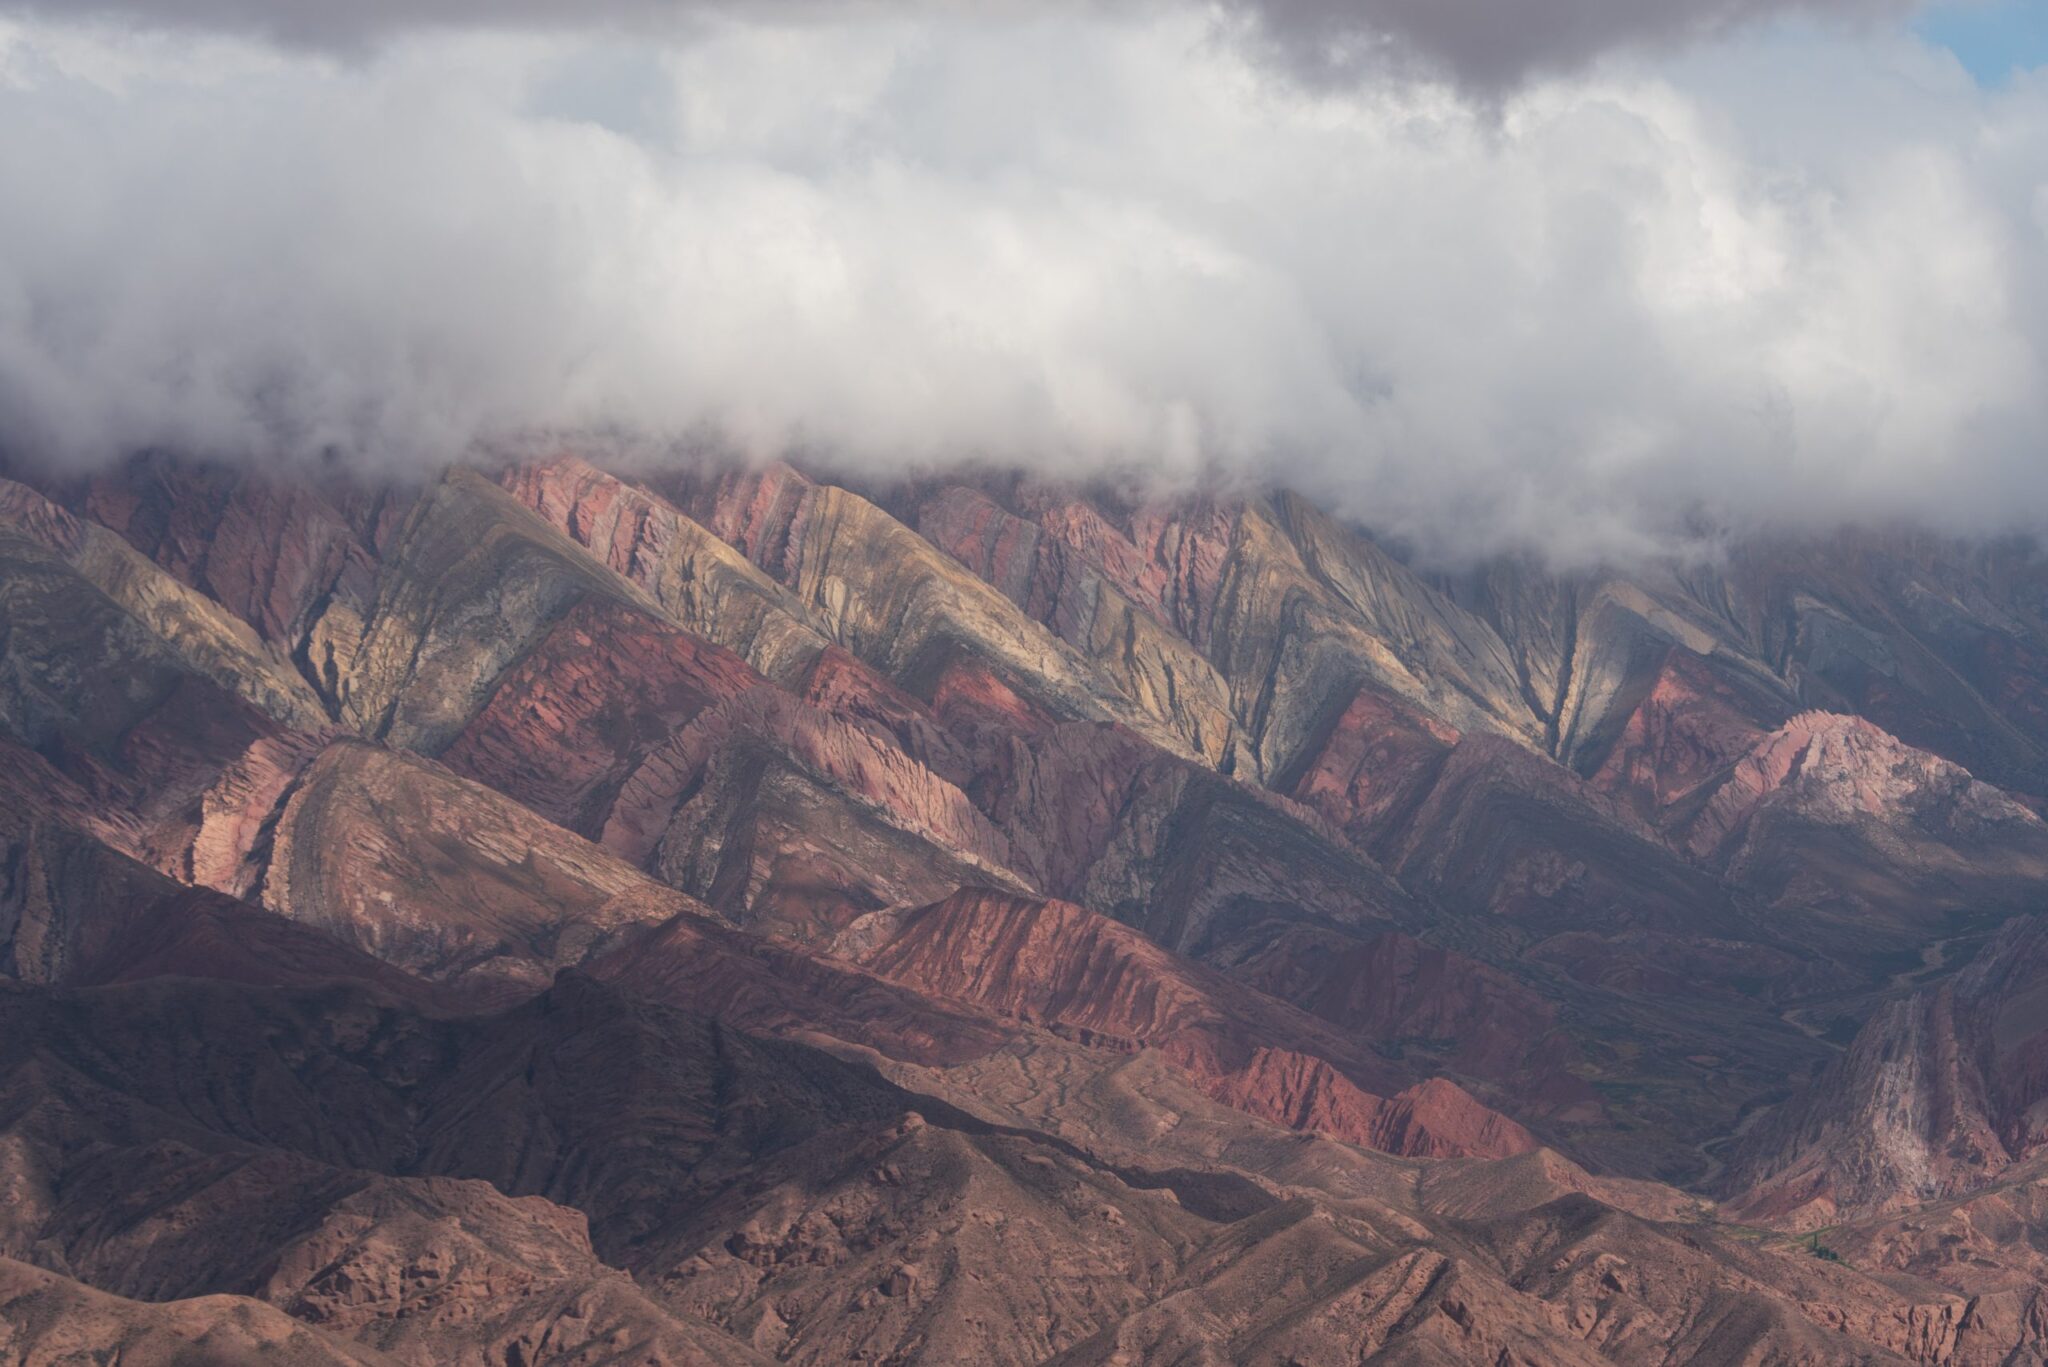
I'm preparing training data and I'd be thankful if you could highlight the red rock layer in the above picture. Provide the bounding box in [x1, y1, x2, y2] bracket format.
[1003, 481, 1239, 650]
[500, 456, 676, 582]
[589, 913, 1014, 1069]
[857, 890, 1536, 1159]
[1585, 646, 1784, 824]
[0, 619, 323, 896]
[1225, 924, 1596, 1117]
[661, 463, 815, 577]
[439, 596, 762, 836]
[794, 644, 980, 788]
[80, 455, 378, 647]
[911, 483, 1235, 674]
[1285, 684, 1461, 855]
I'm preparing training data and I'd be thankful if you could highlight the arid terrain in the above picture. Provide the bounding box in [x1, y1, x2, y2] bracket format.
[5, 450, 2048, 1363]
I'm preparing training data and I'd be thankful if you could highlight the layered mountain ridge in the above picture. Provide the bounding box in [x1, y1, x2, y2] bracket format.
[5, 447, 2048, 1362]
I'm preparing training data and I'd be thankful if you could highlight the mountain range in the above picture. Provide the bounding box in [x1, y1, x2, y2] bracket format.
[5, 449, 2048, 1363]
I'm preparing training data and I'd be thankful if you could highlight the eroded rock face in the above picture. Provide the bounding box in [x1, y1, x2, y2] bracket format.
[1283, 684, 1460, 856]
[910, 480, 1544, 782]
[0, 521, 336, 898]
[1729, 914, 2048, 1229]
[1684, 713, 2048, 957]
[1, 475, 329, 732]
[0, 482, 329, 859]
[331, 471, 650, 753]
[1723, 532, 2048, 801]
[1690, 712, 2043, 860]
[0, 791, 448, 1008]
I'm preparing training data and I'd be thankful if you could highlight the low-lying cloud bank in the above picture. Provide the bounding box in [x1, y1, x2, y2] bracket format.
[0, 7, 2043, 562]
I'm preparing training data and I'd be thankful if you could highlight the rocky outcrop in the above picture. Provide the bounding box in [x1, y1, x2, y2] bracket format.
[1729, 913, 2048, 1229]
[0, 508, 336, 893]
[1690, 713, 2045, 862]
[1682, 713, 2048, 956]
[793, 644, 982, 789]
[0, 789, 448, 1008]
[1549, 573, 1782, 776]
[1186, 492, 1540, 781]
[1001, 480, 1239, 649]
[1725, 531, 2048, 801]
[77, 454, 382, 655]
[1282, 683, 1460, 855]
[1586, 645, 1786, 824]
[909, 479, 1544, 781]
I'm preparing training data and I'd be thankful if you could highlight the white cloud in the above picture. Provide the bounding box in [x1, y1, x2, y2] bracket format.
[0, 9, 2043, 563]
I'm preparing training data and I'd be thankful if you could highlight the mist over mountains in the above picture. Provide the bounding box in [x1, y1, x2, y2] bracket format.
[1, 5, 2045, 564]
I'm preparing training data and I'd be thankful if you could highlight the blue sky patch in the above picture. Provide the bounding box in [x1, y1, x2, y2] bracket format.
[1915, 0, 2048, 84]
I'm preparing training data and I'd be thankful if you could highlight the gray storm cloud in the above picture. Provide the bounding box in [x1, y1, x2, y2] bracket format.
[0, 8, 2044, 564]
[1224, 0, 1910, 89]
[3, 0, 1911, 87]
